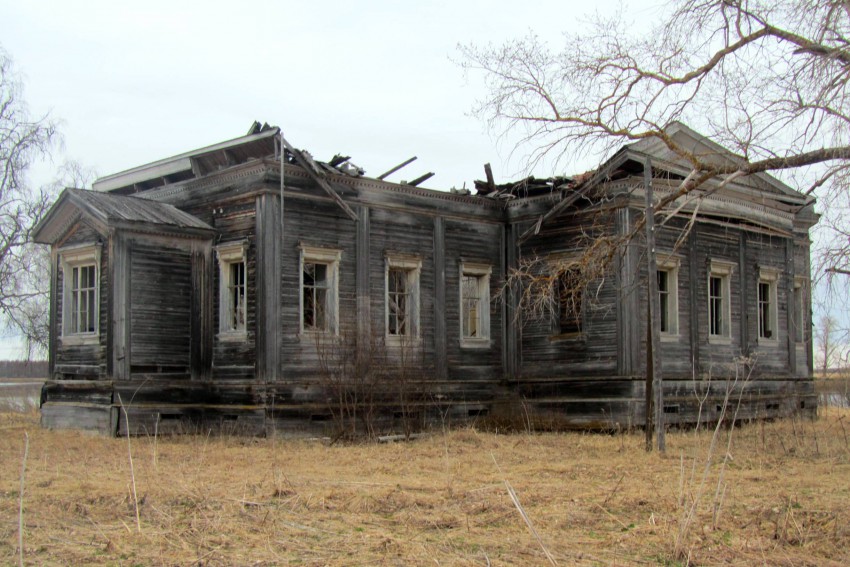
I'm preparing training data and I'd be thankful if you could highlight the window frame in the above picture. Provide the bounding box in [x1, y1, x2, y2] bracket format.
[385, 254, 421, 346]
[216, 241, 248, 341]
[551, 265, 584, 339]
[459, 262, 491, 348]
[793, 277, 807, 344]
[656, 255, 680, 340]
[757, 267, 779, 344]
[59, 244, 101, 345]
[708, 260, 735, 343]
[299, 245, 341, 335]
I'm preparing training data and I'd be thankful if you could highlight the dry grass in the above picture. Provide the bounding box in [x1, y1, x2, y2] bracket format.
[1, 408, 849, 566]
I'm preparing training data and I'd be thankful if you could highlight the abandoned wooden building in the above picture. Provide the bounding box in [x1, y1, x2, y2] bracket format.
[32, 121, 819, 435]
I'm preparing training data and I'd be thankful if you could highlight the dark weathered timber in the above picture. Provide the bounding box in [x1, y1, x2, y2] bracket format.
[34, 124, 818, 435]
[256, 193, 281, 382]
[356, 205, 371, 364]
[433, 216, 447, 380]
[377, 156, 417, 180]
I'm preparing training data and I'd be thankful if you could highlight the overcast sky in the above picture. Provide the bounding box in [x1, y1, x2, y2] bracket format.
[0, 0, 660, 356]
[1, 1, 662, 188]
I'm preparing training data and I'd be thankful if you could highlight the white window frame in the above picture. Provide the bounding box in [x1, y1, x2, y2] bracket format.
[708, 260, 735, 343]
[299, 245, 341, 335]
[757, 267, 780, 344]
[793, 277, 807, 344]
[657, 255, 680, 341]
[60, 244, 101, 345]
[216, 241, 248, 340]
[385, 254, 421, 346]
[459, 262, 491, 348]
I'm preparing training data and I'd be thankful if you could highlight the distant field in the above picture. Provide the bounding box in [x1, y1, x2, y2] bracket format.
[1, 408, 848, 565]
[0, 379, 42, 412]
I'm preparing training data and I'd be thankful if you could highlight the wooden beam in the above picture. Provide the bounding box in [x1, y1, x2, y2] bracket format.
[433, 217, 447, 381]
[377, 156, 417, 180]
[407, 172, 435, 187]
[644, 158, 665, 453]
[518, 183, 593, 243]
[328, 155, 350, 167]
[484, 163, 495, 192]
[279, 136, 359, 222]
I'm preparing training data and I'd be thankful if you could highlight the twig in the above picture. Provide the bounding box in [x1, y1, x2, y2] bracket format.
[491, 453, 557, 566]
[603, 472, 625, 505]
[116, 393, 141, 533]
[18, 431, 29, 567]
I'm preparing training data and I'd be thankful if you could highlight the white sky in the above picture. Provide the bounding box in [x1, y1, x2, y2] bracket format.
[1, 0, 661, 190]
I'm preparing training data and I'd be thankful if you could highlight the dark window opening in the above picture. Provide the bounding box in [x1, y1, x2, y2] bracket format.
[556, 268, 583, 334]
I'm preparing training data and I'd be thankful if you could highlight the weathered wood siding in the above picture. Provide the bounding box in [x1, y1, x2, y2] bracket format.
[210, 199, 257, 379]
[54, 222, 108, 380]
[368, 206, 436, 364]
[518, 208, 621, 378]
[280, 196, 359, 383]
[744, 233, 792, 376]
[129, 243, 192, 375]
[443, 218, 504, 402]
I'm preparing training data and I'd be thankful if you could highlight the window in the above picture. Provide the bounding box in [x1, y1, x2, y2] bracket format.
[708, 260, 734, 341]
[555, 267, 583, 335]
[793, 277, 807, 343]
[216, 242, 247, 337]
[385, 255, 421, 343]
[758, 268, 779, 342]
[60, 245, 100, 341]
[460, 262, 491, 347]
[300, 246, 340, 334]
[657, 256, 680, 337]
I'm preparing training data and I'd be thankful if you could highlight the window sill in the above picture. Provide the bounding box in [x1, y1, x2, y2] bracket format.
[298, 330, 340, 343]
[660, 333, 680, 343]
[757, 338, 779, 348]
[708, 336, 731, 345]
[217, 330, 248, 343]
[549, 332, 585, 343]
[460, 338, 491, 350]
[60, 334, 99, 347]
[385, 335, 422, 349]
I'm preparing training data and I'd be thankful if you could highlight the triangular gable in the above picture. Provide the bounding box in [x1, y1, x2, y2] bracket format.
[627, 122, 808, 202]
[33, 188, 214, 245]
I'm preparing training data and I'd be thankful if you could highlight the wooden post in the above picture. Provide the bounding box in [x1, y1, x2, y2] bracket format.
[644, 159, 665, 453]
[356, 206, 371, 365]
[433, 217, 447, 380]
[256, 193, 281, 382]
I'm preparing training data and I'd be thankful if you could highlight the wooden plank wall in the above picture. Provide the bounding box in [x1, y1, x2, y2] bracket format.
[129, 243, 192, 376]
[54, 222, 108, 379]
[518, 208, 620, 378]
[210, 199, 257, 379]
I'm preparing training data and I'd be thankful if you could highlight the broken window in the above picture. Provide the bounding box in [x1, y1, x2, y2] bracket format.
[708, 260, 734, 341]
[556, 268, 583, 335]
[793, 277, 807, 343]
[386, 255, 421, 343]
[216, 242, 247, 338]
[758, 268, 779, 342]
[60, 245, 100, 340]
[300, 246, 340, 334]
[460, 263, 491, 346]
[657, 255, 680, 337]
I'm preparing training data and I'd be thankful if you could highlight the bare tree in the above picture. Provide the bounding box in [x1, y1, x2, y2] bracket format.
[0, 48, 82, 358]
[460, 0, 846, 235]
[814, 314, 848, 372]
